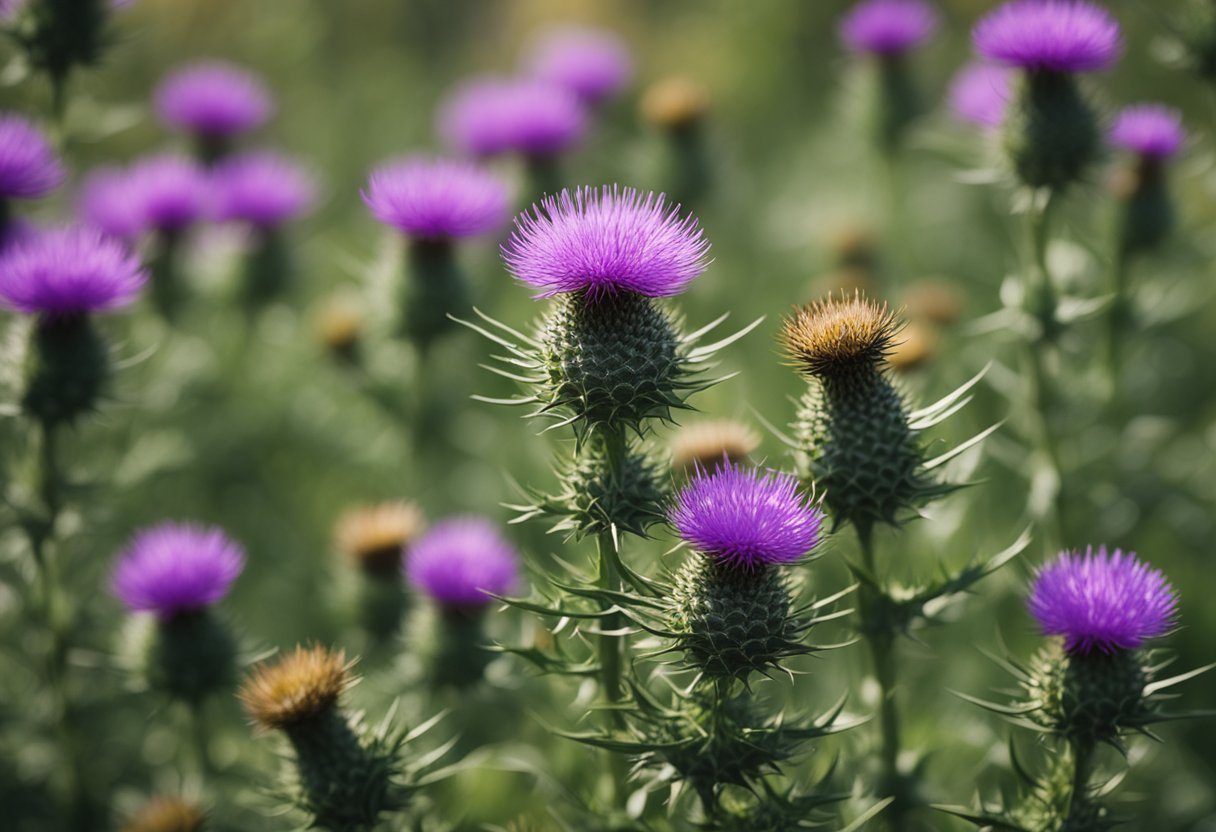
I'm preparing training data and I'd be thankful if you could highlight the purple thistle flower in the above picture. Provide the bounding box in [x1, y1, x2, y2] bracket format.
[78, 167, 145, 242]
[1110, 104, 1186, 160]
[670, 462, 824, 570]
[362, 156, 509, 240]
[948, 63, 1014, 128]
[0, 115, 66, 200]
[501, 185, 710, 299]
[525, 25, 632, 104]
[154, 61, 273, 137]
[124, 154, 212, 234]
[212, 150, 315, 228]
[973, 0, 1122, 73]
[111, 522, 246, 617]
[437, 76, 588, 158]
[405, 516, 520, 607]
[839, 0, 939, 56]
[0, 226, 147, 316]
[1028, 547, 1178, 655]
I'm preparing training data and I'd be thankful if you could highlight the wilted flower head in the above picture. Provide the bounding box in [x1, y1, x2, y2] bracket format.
[1110, 104, 1186, 160]
[973, 0, 1122, 73]
[406, 516, 520, 607]
[78, 168, 145, 241]
[670, 463, 823, 570]
[1028, 547, 1178, 654]
[525, 25, 632, 104]
[121, 795, 205, 832]
[782, 293, 901, 378]
[0, 226, 147, 316]
[155, 61, 273, 137]
[125, 154, 212, 233]
[438, 76, 588, 158]
[948, 63, 1013, 128]
[502, 185, 710, 299]
[110, 522, 246, 617]
[839, 0, 939, 55]
[240, 645, 352, 730]
[212, 150, 315, 227]
[0, 115, 65, 200]
[334, 500, 425, 575]
[670, 420, 761, 473]
[362, 157, 509, 240]
[640, 76, 711, 130]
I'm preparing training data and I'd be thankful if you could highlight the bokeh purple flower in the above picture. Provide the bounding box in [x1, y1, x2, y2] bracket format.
[670, 463, 824, 570]
[839, 0, 939, 56]
[525, 25, 632, 104]
[155, 61, 273, 137]
[502, 185, 710, 299]
[78, 168, 145, 241]
[1028, 547, 1177, 655]
[111, 522, 246, 617]
[405, 516, 520, 607]
[0, 226, 147, 316]
[0, 115, 65, 200]
[212, 150, 315, 227]
[124, 154, 212, 234]
[1110, 104, 1186, 160]
[948, 63, 1013, 128]
[437, 77, 588, 158]
[362, 157, 509, 240]
[973, 0, 1122, 73]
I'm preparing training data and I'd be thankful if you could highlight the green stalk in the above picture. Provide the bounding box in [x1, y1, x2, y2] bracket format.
[1106, 242, 1130, 391]
[1066, 738, 1096, 822]
[595, 426, 629, 805]
[856, 522, 907, 831]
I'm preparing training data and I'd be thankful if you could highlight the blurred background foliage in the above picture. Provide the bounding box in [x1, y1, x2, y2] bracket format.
[1, 0, 1215, 829]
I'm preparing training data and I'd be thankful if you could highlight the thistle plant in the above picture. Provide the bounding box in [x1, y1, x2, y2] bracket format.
[782, 293, 1018, 829]
[639, 76, 714, 211]
[0, 114, 65, 239]
[334, 500, 425, 645]
[154, 61, 273, 164]
[946, 548, 1209, 831]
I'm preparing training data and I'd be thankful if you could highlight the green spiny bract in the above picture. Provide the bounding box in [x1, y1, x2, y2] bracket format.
[137, 609, 238, 705]
[401, 239, 470, 352]
[668, 555, 810, 681]
[1117, 160, 1174, 257]
[21, 315, 109, 425]
[520, 434, 668, 538]
[1002, 71, 1101, 191]
[410, 605, 493, 690]
[538, 290, 687, 434]
[1023, 641, 1150, 748]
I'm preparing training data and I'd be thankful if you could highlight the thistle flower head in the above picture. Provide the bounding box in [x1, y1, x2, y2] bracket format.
[781, 294, 901, 379]
[437, 76, 588, 158]
[111, 522, 246, 617]
[973, 0, 1122, 73]
[334, 501, 425, 576]
[362, 157, 509, 240]
[240, 645, 352, 730]
[1110, 104, 1186, 160]
[122, 795, 205, 832]
[406, 516, 520, 607]
[78, 167, 145, 242]
[670, 420, 761, 473]
[124, 154, 212, 234]
[525, 25, 632, 104]
[1028, 547, 1177, 654]
[155, 61, 273, 137]
[839, 0, 939, 56]
[502, 185, 710, 299]
[212, 150, 315, 227]
[0, 114, 65, 199]
[670, 463, 823, 570]
[640, 76, 711, 130]
[0, 226, 147, 316]
[948, 62, 1014, 128]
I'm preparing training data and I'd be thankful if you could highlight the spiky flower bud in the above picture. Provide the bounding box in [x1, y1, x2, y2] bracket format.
[1024, 641, 1151, 747]
[1007, 753, 1113, 832]
[669, 419, 760, 475]
[667, 464, 823, 679]
[122, 795, 206, 832]
[783, 294, 933, 529]
[241, 646, 406, 831]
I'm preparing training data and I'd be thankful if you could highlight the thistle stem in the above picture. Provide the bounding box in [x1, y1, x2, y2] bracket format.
[856, 523, 908, 831]
[1066, 738, 1096, 822]
[596, 426, 629, 806]
[1107, 243, 1130, 393]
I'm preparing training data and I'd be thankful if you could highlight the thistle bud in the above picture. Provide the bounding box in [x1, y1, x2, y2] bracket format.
[782, 294, 931, 529]
[121, 795, 206, 832]
[335, 501, 424, 641]
[669, 419, 760, 475]
[240, 646, 406, 831]
[641, 76, 713, 208]
[667, 464, 823, 680]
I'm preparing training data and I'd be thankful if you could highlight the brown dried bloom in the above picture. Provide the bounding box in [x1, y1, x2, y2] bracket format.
[902, 279, 962, 326]
[887, 320, 937, 371]
[781, 293, 902, 379]
[641, 76, 710, 130]
[122, 796, 205, 832]
[240, 645, 352, 731]
[335, 501, 425, 576]
[670, 420, 761, 473]
[315, 297, 363, 356]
